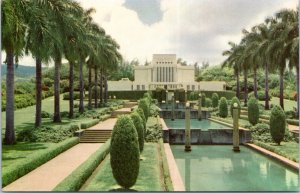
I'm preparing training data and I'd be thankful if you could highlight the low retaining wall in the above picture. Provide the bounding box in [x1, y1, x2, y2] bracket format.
[159, 110, 210, 119]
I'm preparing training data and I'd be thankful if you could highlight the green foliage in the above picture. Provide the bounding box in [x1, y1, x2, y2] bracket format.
[145, 117, 162, 142]
[15, 81, 35, 94]
[212, 93, 219, 108]
[14, 94, 35, 109]
[80, 119, 100, 129]
[138, 98, 150, 121]
[53, 139, 110, 191]
[130, 112, 145, 152]
[218, 97, 228, 118]
[149, 103, 160, 117]
[230, 97, 241, 118]
[205, 98, 212, 107]
[135, 108, 146, 129]
[247, 97, 260, 125]
[270, 105, 286, 145]
[248, 91, 272, 101]
[2, 137, 79, 187]
[43, 77, 54, 87]
[41, 111, 52, 118]
[286, 119, 299, 126]
[249, 123, 273, 143]
[143, 92, 152, 103]
[63, 92, 80, 100]
[107, 91, 147, 100]
[201, 93, 206, 107]
[17, 124, 79, 143]
[110, 115, 140, 189]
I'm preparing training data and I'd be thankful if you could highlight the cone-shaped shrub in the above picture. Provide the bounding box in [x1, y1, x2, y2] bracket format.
[130, 112, 144, 152]
[135, 108, 146, 130]
[230, 97, 241, 118]
[138, 98, 150, 121]
[270, 105, 286, 145]
[110, 115, 140, 189]
[212, 93, 219, 108]
[205, 98, 212, 107]
[247, 97, 259, 125]
[219, 97, 228, 118]
[201, 93, 206, 107]
[143, 92, 152, 104]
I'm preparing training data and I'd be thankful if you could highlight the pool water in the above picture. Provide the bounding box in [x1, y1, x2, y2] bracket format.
[171, 145, 299, 191]
[164, 119, 231, 130]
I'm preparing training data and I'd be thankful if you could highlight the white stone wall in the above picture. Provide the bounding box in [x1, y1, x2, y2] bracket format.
[199, 81, 226, 91]
[107, 78, 133, 91]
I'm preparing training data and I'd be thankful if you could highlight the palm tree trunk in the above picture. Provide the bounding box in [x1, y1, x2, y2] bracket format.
[94, 67, 98, 108]
[100, 68, 103, 105]
[104, 74, 108, 104]
[35, 57, 42, 128]
[265, 63, 270, 110]
[236, 70, 240, 99]
[5, 48, 15, 145]
[253, 67, 258, 98]
[88, 66, 92, 110]
[279, 69, 284, 110]
[68, 61, 74, 118]
[79, 58, 84, 113]
[53, 55, 62, 122]
[296, 66, 299, 116]
[243, 68, 248, 106]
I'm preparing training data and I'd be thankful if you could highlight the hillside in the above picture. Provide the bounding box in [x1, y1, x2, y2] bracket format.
[1, 64, 46, 78]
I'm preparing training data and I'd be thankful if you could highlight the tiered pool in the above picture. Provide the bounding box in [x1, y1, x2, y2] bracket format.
[171, 145, 299, 191]
[164, 119, 230, 130]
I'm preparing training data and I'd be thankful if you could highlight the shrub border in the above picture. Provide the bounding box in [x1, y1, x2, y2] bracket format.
[2, 137, 79, 187]
[53, 139, 111, 191]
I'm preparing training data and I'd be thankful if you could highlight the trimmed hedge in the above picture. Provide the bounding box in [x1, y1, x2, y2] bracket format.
[63, 92, 80, 100]
[108, 91, 147, 100]
[205, 98, 212, 107]
[130, 112, 145, 152]
[201, 93, 206, 107]
[110, 115, 140, 189]
[53, 139, 111, 191]
[80, 119, 100, 129]
[2, 137, 79, 187]
[135, 107, 146, 130]
[218, 97, 228, 118]
[212, 93, 219, 108]
[287, 119, 299, 126]
[247, 97, 259, 125]
[270, 105, 286, 145]
[138, 98, 150, 121]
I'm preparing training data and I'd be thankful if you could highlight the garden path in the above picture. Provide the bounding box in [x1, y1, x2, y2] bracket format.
[3, 143, 102, 191]
[87, 118, 117, 130]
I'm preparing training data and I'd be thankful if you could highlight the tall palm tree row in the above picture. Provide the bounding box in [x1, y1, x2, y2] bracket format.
[222, 8, 298, 113]
[1, 0, 122, 144]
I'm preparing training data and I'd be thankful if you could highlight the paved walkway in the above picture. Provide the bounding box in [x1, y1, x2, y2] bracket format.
[114, 108, 131, 112]
[288, 124, 299, 132]
[87, 118, 117, 131]
[3, 143, 102, 191]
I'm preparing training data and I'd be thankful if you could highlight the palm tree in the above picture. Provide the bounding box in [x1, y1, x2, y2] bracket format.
[2, 0, 28, 144]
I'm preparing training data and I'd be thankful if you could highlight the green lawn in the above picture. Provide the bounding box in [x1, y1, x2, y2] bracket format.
[258, 97, 297, 111]
[82, 143, 164, 191]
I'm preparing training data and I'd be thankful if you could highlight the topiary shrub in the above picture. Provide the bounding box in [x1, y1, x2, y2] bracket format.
[247, 97, 259, 125]
[212, 93, 219, 108]
[143, 92, 152, 104]
[130, 112, 145, 152]
[205, 98, 212, 107]
[230, 97, 241, 118]
[270, 105, 286, 145]
[201, 93, 206, 107]
[138, 98, 150, 121]
[218, 97, 228, 118]
[110, 115, 140, 189]
[135, 108, 146, 130]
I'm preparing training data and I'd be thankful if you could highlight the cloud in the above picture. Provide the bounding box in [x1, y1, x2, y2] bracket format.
[7, 0, 298, 67]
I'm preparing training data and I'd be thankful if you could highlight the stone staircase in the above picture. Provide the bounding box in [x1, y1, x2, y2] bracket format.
[79, 129, 112, 143]
[111, 108, 132, 118]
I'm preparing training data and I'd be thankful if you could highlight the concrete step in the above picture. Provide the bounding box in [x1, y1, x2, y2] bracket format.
[79, 130, 112, 143]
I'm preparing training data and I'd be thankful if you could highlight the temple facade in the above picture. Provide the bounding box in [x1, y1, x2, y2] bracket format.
[108, 54, 226, 91]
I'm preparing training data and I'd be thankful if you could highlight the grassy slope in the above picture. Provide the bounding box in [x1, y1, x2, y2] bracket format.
[82, 143, 163, 191]
[258, 97, 297, 111]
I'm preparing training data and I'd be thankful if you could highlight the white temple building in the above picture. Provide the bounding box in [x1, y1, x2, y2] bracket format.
[108, 54, 226, 91]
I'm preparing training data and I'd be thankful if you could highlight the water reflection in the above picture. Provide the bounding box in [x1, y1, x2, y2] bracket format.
[172, 145, 299, 191]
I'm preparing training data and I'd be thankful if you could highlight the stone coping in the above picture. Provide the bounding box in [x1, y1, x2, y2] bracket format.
[208, 117, 249, 131]
[163, 143, 185, 191]
[245, 143, 299, 171]
[160, 118, 169, 131]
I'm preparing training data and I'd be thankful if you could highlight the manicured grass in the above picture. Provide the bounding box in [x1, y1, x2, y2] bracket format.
[2, 137, 79, 187]
[82, 143, 163, 191]
[253, 141, 299, 162]
[211, 116, 251, 128]
[53, 139, 111, 191]
[258, 97, 297, 111]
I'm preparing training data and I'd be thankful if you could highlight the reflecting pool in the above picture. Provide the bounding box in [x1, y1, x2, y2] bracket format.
[164, 119, 230, 130]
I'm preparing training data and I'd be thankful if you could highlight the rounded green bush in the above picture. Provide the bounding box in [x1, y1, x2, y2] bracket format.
[201, 93, 206, 107]
[205, 98, 212, 107]
[218, 97, 228, 118]
[135, 108, 146, 130]
[230, 97, 241, 118]
[138, 98, 150, 121]
[110, 115, 140, 189]
[212, 93, 219, 108]
[247, 97, 259, 125]
[130, 112, 145, 152]
[143, 92, 152, 104]
[270, 105, 286, 145]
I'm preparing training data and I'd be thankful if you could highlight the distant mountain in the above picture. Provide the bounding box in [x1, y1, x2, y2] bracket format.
[1, 64, 46, 78]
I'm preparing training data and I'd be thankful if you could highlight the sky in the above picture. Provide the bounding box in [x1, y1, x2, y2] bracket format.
[3, 0, 298, 67]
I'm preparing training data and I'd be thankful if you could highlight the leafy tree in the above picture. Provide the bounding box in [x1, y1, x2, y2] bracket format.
[247, 97, 259, 125]
[270, 105, 286, 145]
